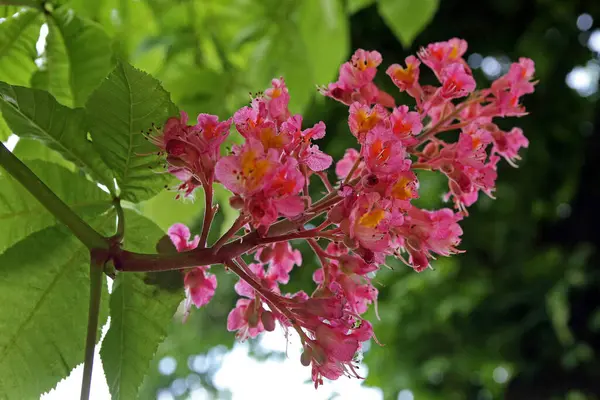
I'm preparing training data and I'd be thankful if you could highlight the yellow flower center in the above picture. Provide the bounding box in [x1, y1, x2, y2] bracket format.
[259, 126, 287, 150]
[241, 150, 271, 191]
[391, 176, 413, 200]
[359, 209, 385, 228]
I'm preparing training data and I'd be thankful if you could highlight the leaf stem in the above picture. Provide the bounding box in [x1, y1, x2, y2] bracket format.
[0, 142, 109, 250]
[80, 251, 105, 400]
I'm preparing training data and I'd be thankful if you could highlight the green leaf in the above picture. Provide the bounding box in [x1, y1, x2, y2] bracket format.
[0, 9, 43, 86]
[13, 137, 76, 170]
[0, 114, 10, 141]
[347, 0, 374, 14]
[101, 210, 184, 400]
[0, 81, 115, 190]
[85, 62, 179, 203]
[298, 0, 349, 85]
[377, 0, 439, 47]
[138, 189, 202, 232]
[250, 34, 313, 113]
[0, 160, 112, 254]
[0, 1, 42, 7]
[34, 7, 114, 107]
[0, 226, 110, 399]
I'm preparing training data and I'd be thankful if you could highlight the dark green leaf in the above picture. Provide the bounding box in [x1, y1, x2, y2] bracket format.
[0, 81, 116, 190]
[0, 9, 43, 86]
[0, 226, 110, 399]
[85, 62, 178, 203]
[0, 160, 112, 254]
[35, 7, 114, 107]
[377, 0, 439, 47]
[100, 210, 184, 400]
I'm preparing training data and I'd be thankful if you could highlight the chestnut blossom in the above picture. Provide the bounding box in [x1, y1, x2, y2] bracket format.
[150, 37, 536, 389]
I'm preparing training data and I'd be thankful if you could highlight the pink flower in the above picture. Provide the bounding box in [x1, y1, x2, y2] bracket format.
[348, 103, 388, 142]
[256, 242, 302, 284]
[336, 148, 363, 180]
[346, 193, 391, 252]
[492, 127, 529, 166]
[184, 267, 217, 308]
[227, 298, 266, 340]
[168, 224, 217, 316]
[362, 126, 410, 176]
[168, 223, 200, 252]
[390, 105, 423, 144]
[438, 63, 476, 99]
[418, 38, 468, 77]
[264, 77, 291, 124]
[215, 139, 277, 195]
[320, 49, 385, 106]
[394, 207, 463, 271]
[386, 56, 422, 101]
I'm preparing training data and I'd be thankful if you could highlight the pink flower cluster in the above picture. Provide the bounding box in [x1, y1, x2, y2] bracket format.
[150, 38, 535, 388]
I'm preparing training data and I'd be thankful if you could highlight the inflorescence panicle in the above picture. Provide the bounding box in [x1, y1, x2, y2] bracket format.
[144, 38, 535, 388]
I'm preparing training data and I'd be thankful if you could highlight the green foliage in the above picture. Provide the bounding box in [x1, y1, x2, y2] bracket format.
[100, 210, 184, 400]
[0, 81, 115, 190]
[0, 115, 10, 141]
[85, 62, 178, 203]
[0, 9, 42, 86]
[0, 226, 110, 399]
[33, 6, 114, 107]
[13, 137, 76, 170]
[377, 0, 439, 47]
[0, 160, 111, 253]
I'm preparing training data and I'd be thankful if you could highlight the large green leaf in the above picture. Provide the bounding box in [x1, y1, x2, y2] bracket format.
[85, 62, 178, 203]
[298, 0, 349, 85]
[34, 6, 114, 107]
[0, 81, 115, 190]
[0, 226, 110, 399]
[12, 137, 76, 170]
[0, 160, 111, 254]
[0, 115, 10, 141]
[0, 9, 43, 86]
[377, 0, 439, 47]
[101, 210, 184, 400]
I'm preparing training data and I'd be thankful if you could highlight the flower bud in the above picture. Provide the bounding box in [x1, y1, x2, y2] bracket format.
[362, 174, 379, 188]
[343, 235, 358, 249]
[258, 246, 274, 263]
[300, 348, 312, 367]
[328, 205, 345, 224]
[261, 310, 276, 332]
[423, 142, 440, 158]
[229, 195, 244, 209]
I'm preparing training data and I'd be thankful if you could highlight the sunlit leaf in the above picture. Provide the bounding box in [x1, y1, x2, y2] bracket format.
[0, 160, 112, 254]
[0, 226, 110, 399]
[0, 81, 115, 190]
[85, 62, 178, 203]
[101, 210, 184, 400]
[34, 7, 114, 107]
[0, 9, 43, 86]
[12, 137, 76, 170]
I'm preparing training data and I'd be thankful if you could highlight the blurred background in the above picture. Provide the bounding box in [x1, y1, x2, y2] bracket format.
[17, 0, 600, 398]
